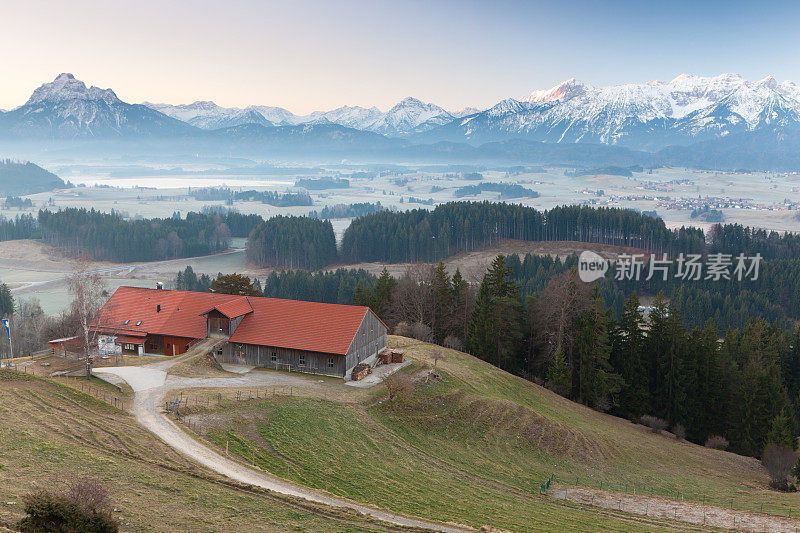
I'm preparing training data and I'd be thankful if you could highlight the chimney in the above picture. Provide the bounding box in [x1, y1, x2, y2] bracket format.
[156, 304, 161, 313]
[156, 282, 164, 290]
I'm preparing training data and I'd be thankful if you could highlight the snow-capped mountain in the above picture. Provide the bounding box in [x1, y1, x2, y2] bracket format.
[423, 73, 800, 150]
[450, 107, 481, 118]
[0, 73, 194, 138]
[145, 96, 454, 136]
[367, 97, 453, 135]
[144, 101, 275, 130]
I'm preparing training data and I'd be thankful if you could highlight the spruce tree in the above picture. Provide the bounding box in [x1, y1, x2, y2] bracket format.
[465, 278, 496, 363]
[575, 287, 622, 409]
[767, 409, 797, 450]
[0, 284, 14, 317]
[547, 348, 571, 397]
[610, 292, 649, 418]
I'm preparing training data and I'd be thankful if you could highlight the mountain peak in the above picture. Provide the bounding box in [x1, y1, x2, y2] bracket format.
[395, 97, 426, 108]
[757, 75, 778, 89]
[528, 78, 590, 103]
[27, 73, 119, 106]
[669, 73, 694, 84]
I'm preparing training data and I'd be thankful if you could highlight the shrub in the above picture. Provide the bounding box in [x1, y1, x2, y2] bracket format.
[410, 322, 433, 343]
[442, 335, 463, 351]
[382, 372, 414, 406]
[394, 321, 412, 337]
[672, 423, 686, 440]
[17, 478, 117, 533]
[762, 444, 797, 491]
[640, 415, 668, 434]
[704, 435, 729, 450]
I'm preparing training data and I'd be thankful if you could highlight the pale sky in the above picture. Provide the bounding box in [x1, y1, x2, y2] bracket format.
[2, 0, 800, 114]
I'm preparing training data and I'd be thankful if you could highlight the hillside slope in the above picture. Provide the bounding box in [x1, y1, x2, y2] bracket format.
[0, 369, 424, 532]
[167, 336, 800, 532]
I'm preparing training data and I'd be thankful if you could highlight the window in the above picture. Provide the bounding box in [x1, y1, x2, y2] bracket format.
[135, 321, 142, 326]
[124, 343, 134, 351]
[328, 357, 335, 368]
[299, 354, 305, 366]
[271, 351, 277, 362]
[123, 320, 130, 325]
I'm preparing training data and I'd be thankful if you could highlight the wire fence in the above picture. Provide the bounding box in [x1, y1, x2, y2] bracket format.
[164, 386, 299, 418]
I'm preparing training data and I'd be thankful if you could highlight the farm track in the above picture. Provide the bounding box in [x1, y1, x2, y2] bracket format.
[97, 360, 472, 533]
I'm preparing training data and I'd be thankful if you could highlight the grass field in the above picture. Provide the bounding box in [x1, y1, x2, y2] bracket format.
[0, 368, 435, 533]
[166, 336, 800, 532]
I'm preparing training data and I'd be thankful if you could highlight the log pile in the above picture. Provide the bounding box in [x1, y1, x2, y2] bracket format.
[351, 363, 371, 381]
[377, 348, 392, 365]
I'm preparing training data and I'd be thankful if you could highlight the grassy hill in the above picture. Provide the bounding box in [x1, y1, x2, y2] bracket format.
[170, 336, 800, 532]
[0, 369, 422, 532]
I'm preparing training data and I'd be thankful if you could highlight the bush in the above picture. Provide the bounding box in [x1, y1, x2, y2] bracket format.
[672, 423, 686, 440]
[442, 335, 463, 351]
[17, 478, 117, 532]
[382, 372, 414, 406]
[762, 444, 797, 491]
[704, 435, 729, 450]
[640, 415, 668, 434]
[394, 321, 412, 337]
[410, 322, 433, 343]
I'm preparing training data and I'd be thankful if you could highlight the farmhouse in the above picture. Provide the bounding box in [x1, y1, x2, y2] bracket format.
[90, 286, 388, 379]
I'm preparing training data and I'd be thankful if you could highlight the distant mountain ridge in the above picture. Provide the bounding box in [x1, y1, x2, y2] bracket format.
[423, 73, 800, 150]
[5, 73, 800, 169]
[0, 73, 195, 138]
[145, 95, 458, 136]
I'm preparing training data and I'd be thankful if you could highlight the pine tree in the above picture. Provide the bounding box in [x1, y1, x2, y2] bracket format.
[767, 409, 797, 450]
[610, 292, 649, 418]
[372, 267, 396, 318]
[430, 261, 453, 342]
[547, 348, 571, 397]
[0, 284, 14, 317]
[574, 287, 622, 409]
[451, 268, 469, 341]
[465, 278, 495, 363]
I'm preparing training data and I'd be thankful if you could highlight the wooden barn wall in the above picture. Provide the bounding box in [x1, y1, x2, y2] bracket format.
[230, 314, 246, 335]
[220, 343, 347, 377]
[345, 310, 388, 371]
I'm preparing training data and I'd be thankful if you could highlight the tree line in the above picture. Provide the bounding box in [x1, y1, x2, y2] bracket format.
[174, 265, 377, 307]
[37, 208, 232, 262]
[352, 255, 799, 459]
[340, 202, 706, 263]
[246, 215, 337, 270]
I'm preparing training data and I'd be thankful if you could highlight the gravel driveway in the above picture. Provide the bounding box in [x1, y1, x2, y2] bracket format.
[95, 360, 468, 533]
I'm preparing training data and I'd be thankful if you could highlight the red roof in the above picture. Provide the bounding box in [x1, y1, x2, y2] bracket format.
[202, 298, 253, 319]
[92, 286, 380, 356]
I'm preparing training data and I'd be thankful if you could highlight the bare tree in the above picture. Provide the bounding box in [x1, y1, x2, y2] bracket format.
[389, 263, 435, 327]
[382, 372, 414, 406]
[66, 258, 106, 377]
[762, 444, 797, 490]
[530, 269, 592, 364]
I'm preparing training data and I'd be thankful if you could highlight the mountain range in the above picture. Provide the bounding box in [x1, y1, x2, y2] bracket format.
[145, 96, 465, 136]
[3, 73, 800, 169]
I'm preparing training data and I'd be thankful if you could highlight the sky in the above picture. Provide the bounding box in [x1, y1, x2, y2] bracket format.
[2, 0, 800, 114]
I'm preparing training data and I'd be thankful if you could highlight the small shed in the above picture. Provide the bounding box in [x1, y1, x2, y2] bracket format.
[48, 336, 82, 358]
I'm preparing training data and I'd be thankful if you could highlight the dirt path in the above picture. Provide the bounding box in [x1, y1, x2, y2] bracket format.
[96, 360, 470, 533]
[553, 485, 800, 532]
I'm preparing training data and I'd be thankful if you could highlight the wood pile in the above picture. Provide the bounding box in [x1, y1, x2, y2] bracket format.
[390, 350, 405, 363]
[351, 363, 371, 381]
[377, 348, 392, 365]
